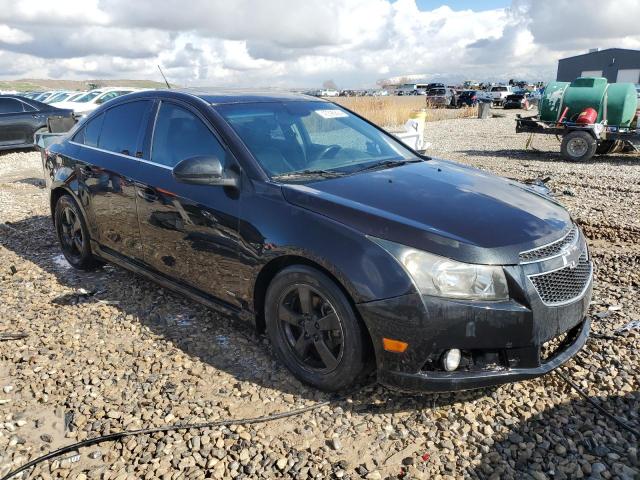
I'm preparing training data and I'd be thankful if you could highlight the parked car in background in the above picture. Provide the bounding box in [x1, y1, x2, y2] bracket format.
[43, 89, 592, 393]
[51, 87, 140, 117]
[426, 88, 453, 107]
[0, 95, 73, 150]
[457, 90, 479, 107]
[489, 85, 513, 106]
[20, 92, 43, 100]
[45, 91, 85, 104]
[503, 93, 533, 110]
[33, 91, 58, 103]
[319, 89, 339, 97]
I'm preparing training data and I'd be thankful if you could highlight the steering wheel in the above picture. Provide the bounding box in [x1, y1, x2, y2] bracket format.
[316, 144, 342, 160]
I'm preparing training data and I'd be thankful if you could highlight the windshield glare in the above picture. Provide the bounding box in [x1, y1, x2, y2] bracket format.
[217, 101, 415, 179]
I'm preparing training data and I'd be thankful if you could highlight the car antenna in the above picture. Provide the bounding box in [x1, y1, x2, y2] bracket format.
[157, 65, 171, 89]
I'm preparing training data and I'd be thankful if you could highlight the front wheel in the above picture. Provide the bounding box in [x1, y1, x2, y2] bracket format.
[54, 194, 103, 270]
[265, 266, 369, 391]
[560, 131, 597, 162]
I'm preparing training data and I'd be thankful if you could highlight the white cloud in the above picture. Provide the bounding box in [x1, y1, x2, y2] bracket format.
[0, 0, 638, 87]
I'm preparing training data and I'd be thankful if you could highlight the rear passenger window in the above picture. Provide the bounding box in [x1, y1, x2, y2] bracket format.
[21, 102, 36, 112]
[73, 113, 104, 147]
[151, 102, 226, 167]
[98, 101, 149, 156]
[0, 98, 23, 114]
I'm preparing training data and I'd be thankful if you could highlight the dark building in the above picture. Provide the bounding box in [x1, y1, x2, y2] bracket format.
[556, 48, 640, 83]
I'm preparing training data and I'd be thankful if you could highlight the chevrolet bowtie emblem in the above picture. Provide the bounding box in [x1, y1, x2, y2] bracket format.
[561, 243, 580, 269]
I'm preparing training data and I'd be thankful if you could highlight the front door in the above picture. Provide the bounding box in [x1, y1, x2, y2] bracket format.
[73, 100, 152, 261]
[135, 100, 241, 306]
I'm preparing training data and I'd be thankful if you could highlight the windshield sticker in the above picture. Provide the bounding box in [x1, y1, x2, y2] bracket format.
[315, 109, 348, 119]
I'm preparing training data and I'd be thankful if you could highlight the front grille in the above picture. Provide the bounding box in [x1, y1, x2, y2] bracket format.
[529, 250, 592, 305]
[519, 226, 578, 263]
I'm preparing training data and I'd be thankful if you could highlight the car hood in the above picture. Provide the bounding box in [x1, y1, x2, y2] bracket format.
[51, 102, 95, 112]
[280, 159, 571, 265]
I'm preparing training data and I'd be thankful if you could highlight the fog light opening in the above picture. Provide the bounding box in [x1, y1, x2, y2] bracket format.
[443, 349, 461, 371]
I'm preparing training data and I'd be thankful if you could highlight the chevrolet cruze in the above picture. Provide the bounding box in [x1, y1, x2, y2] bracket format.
[42, 89, 593, 392]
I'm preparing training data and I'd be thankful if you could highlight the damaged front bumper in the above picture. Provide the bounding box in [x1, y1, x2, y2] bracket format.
[357, 284, 591, 392]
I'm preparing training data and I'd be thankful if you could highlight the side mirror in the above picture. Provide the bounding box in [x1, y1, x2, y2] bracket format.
[172, 155, 237, 187]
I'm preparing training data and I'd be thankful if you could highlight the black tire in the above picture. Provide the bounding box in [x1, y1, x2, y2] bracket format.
[560, 131, 597, 162]
[54, 194, 103, 270]
[265, 265, 369, 391]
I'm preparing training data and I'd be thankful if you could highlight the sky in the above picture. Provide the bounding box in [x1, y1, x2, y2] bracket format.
[0, 0, 639, 88]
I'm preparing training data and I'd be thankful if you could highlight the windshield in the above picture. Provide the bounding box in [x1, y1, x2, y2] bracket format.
[47, 92, 71, 103]
[73, 91, 102, 103]
[491, 86, 508, 92]
[217, 101, 416, 179]
[428, 89, 446, 96]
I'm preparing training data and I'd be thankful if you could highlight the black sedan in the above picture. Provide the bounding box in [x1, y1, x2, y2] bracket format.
[42, 90, 592, 392]
[503, 93, 532, 110]
[0, 95, 73, 151]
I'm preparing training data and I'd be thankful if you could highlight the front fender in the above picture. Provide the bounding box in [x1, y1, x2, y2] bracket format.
[236, 182, 416, 309]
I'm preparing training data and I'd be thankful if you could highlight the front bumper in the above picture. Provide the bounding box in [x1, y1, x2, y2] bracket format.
[357, 281, 592, 392]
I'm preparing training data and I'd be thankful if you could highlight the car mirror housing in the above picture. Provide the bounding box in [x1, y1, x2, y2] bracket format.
[172, 155, 237, 187]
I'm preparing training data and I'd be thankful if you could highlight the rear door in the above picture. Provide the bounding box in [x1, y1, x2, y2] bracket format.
[134, 100, 241, 306]
[73, 100, 152, 261]
[0, 98, 36, 146]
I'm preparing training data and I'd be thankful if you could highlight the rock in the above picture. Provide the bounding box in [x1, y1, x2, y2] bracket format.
[276, 458, 288, 471]
[329, 437, 342, 451]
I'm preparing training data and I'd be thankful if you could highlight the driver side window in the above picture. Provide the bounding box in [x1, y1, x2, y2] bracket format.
[151, 102, 227, 168]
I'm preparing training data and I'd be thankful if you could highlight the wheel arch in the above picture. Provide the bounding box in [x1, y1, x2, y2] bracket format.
[252, 254, 361, 335]
[50, 186, 92, 231]
[50, 186, 73, 220]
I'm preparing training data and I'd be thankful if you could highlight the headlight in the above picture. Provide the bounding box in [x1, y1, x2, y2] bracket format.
[370, 237, 509, 301]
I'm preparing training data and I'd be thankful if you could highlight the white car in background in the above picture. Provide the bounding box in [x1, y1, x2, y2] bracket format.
[489, 85, 513, 106]
[51, 87, 143, 117]
[44, 91, 85, 104]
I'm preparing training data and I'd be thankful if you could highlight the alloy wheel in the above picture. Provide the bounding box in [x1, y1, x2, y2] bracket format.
[58, 205, 84, 260]
[277, 284, 344, 373]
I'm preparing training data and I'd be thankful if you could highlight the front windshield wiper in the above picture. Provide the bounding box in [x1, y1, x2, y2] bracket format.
[351, 158, 422, 174]
[271, 169, 348, 180]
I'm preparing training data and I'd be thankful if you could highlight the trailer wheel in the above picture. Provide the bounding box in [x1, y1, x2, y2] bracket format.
[561, 131, 597, 162]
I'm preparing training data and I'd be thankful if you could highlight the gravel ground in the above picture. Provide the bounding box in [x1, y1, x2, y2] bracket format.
[0, 110, 638, 480]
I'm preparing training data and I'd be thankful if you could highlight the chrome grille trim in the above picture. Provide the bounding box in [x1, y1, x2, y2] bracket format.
[527, 248, 592, 306]
[519, 226, 579, 264]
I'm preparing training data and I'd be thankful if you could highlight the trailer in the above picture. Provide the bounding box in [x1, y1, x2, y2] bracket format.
[516, 116, 640, 161]
[516, 76, 639, 161]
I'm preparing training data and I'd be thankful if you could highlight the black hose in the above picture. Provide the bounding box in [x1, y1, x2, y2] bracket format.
[0, 332, 28, 342]
[0, 399, 332, 480]
[555, 370, 640, 439]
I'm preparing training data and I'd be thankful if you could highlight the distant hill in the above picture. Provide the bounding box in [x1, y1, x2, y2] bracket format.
[0, 78, 173, 92]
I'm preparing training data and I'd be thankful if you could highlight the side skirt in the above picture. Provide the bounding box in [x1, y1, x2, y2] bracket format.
[92, 241, 254, 324]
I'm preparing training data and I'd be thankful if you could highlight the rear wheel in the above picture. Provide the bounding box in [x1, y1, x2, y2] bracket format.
[54, 194, 103, 270]
[560, 131, 597, 162]
[265, 265, 369, 391]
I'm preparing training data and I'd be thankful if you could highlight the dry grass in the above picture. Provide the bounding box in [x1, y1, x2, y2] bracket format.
[329, 96, 478, 127]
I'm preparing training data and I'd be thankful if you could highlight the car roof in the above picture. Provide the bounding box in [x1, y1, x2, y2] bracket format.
[172, 88, 323, 105]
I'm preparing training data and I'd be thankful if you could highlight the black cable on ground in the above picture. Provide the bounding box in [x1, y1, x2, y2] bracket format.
[555, 370, 640, 439]
[0, 332, 28, 342]
[1, 398, 336, 480]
